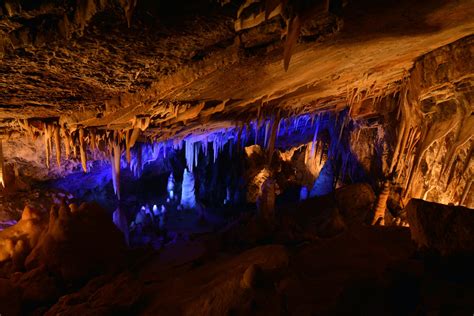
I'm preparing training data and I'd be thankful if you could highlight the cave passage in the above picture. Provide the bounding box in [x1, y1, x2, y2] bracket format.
[0, 0, 473, 315]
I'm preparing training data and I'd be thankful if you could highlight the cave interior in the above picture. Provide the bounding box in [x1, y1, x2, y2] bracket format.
[0, 0, 473, 315]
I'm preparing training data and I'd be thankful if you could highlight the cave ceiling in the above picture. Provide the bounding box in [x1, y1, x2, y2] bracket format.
[0, 0, 473, 140]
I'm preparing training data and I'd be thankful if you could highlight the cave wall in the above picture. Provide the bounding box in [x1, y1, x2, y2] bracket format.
[0, 7, 472, 218]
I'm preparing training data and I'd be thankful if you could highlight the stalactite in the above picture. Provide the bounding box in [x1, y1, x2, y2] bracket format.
[43, 123, 52, 169]
[185, 139, 195, 172]
[277, 118, 283, 136]
[213, 139, 218, 163]
[237, 124, 243, 152]
[19, 119, 35, 140]
[254, 120, 259, 145]
[334, 113, 348, 160]
[202, 138, 208, 157]
[267, 115, 280, 163]
[72, 132, 78, 159]
[90, 128, 97, 151]
[372, 181, 390, 225]
[79, 128, 87, 172]
[110, 136, 122, 200]
[264, 120, 270, 148]
[195, 142, 200, 167]
[135, 142, 142, 178]
[0, 139, 5, 188]
[53, 124, 61, 167]
[246, 124, 251, 146]
[310, 114, 320, 160]
[125, 129, 131, 164]
[129, 128, 140, 148]
[62, 126, 71, 159]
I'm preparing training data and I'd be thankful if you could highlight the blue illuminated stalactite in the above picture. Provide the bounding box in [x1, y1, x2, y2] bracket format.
[50, 109, 372, 209]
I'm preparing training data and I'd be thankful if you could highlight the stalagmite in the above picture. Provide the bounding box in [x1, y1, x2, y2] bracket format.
[181, 168, 196, 209]
[53, 124, 61, 167]
[167, 173, 175, 200]
[310, 161, 335, 197]
[372, 181, 390, 225]
[78, 128, 87, 172]
[257, 177, 276, 223]
[299, 186, 308, 201]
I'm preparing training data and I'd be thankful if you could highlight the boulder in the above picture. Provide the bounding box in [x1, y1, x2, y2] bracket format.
[11, 265, 61, 305]
[25, 202, 126, 283]
[241, 264, 263, 289]
[335, 183, 375, 225]
[406, 199, 474, 256]
[46, 272, 142, 316]
[0, 206, 46, 272]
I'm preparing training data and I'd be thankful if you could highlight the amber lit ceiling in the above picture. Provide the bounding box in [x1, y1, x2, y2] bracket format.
[1, 0, 473, 139]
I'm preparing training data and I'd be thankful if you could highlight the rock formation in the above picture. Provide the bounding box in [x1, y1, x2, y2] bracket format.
[0, 0, 472, 314]
[406, 199, 474, 256]
[181, 168, 197, 209]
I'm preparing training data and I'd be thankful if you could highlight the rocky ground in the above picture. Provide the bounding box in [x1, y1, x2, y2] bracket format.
[0, 183, 472, 315]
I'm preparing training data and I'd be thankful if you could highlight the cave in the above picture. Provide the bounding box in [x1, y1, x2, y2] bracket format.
[0, 0, 473, 315]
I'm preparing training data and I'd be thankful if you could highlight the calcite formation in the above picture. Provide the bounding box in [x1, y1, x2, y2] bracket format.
[0, 0, 472, 235]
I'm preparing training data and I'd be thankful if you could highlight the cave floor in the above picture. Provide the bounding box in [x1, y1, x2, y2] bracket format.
[47, 224, 427, 315]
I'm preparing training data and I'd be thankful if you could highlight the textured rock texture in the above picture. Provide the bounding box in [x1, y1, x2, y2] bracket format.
[406, 199, 474, 256]
[0, 0, 472, 212]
